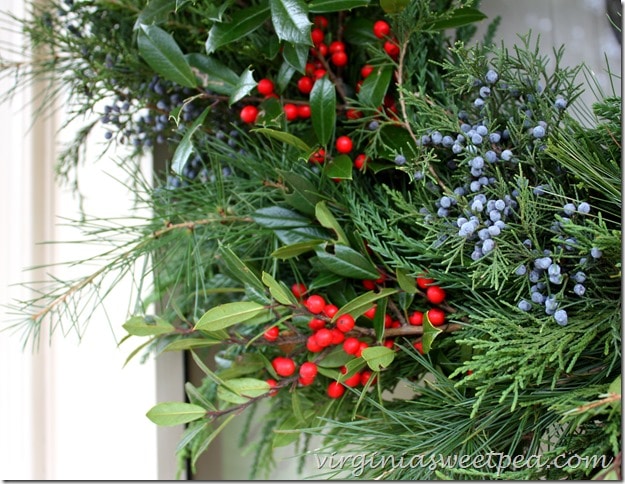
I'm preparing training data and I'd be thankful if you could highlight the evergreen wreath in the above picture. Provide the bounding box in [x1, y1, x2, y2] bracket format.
[2, 0, 621, 479]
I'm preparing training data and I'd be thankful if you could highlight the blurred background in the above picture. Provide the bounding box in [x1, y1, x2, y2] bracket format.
[0, 0, 621, 479]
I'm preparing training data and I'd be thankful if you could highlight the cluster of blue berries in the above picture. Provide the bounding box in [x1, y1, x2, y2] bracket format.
[514, 200, 599, 326]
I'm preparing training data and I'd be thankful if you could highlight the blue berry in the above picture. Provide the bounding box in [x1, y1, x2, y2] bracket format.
[437, 207, 449, 218]
[563, 203, 576, 215]
[479, 86, 491, 98]
[471, 199, 484, 212]
[368, 120, 380, 130]
[474, 98, 485, 108]
[471, 248, 483, 260]
[554, 309, 568, 326]
[532, 125, 546, 138]
[590, 247, 603, 259]
[484, 150, 497, 163]
[454, 186, 466, 197]
[478, 228, 491, 241]
[578, 202, 590, 214]
[442, 135, 454, 147]
[489, 210, 501, 223]
[470, 181, 481, 192]
[517, 299, 531, 311]
[572, 271, 586, 283]
[104, 131, 113, 140]
[573, 284, 586, 296]
[471, 133, 483, 145]
[476, 125, 489, 136]
[547, 264, 561, 277]
[482, 239, 495, 253]
[431, 132, 443, 145]
[534, 257, 552, 270]
[439, 196, 453, 208]
[515, 264, 527, 276]
[554, 97, 568, 110]
[494, 199, 506, 211]
[529, 270, 541, 283]
[394, 154, 407, 165]
[488, 225, 501, 237]
[485, 69, 499, 84]
[452, 143, 463, 154]
[545, 296, 559, 315]
[459, 221, 477, 237]
[501, 149, 513, 161]
[489, 132, 501, 144]
[470, 156, 484, 170]
[413, 170, 424, 180]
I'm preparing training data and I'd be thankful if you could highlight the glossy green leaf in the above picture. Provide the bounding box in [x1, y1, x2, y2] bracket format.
[134, 0, 175, 29]
[310, 76, 336, 145]
[186, 53, 239, 95]
[316, 244, 379, 280]
[334, 288, 397, 320]
[379, 124, 418, 157]
[195, 301, 267, 331]
[123, 315, 175, 336]
[324, 154, 353, 180]
[357, 64, 393, 107]
[257, 97, 284, 127]
[428, 7, 487, 30]
[271, 239, 324, 259]
[269, 0, 311, 44]
[280, 170, 323, 216]
[422, 313, 443, 353]
[309, 0, 370, 13]
[217, 353, 266, 380]
[253, 206, 311, 229]
[229, 67, 256, 105]
[309, 271, 343, 290]
[275, 227, 331, 245]
[276, 61, 297, 91]
[218, 246, 264, 292]
[146, 402, 206, 426]
[205, 3, 270, 53]
[380, 0, 409, 13]
[396, 268, 417, 294]
[282, 42, 309, 73]
[315, 201, 349, 245]
[344, 17, 377, 44]
[371, 295, 387, 341]
[217, 377, 271, 404]
[361, 346, 395, 371]
[171, 107, 209, 175]
[138, 24, 197, 88]
[262, 272, 298, 305]
[253, 127, 312, 152]
[317, 346, 354, 368]
[162, 338, 222, 352]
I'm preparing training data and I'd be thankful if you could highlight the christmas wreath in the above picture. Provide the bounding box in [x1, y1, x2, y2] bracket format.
[3, 0, 621, 479]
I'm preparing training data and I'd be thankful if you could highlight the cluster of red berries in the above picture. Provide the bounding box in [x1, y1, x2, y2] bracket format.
[262, 270, 449, 399]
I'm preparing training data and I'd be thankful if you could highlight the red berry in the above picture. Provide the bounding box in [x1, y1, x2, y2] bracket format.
[299, 376, 315, 386]
[391, 320, 401, 328]
[335, 135, 353, 154]
[239, 105, 258, 124]
[266, 378, 278, 396]
[383, 314, 393, 328]
[323, 304, 339, 318]
[306, 335, 323, 353]
[362, 279, 376, 290]
[413, 340, 424, 354]
[312, 43, 328, 57]
[360, 64, 374, 78]
[427, 308, 446, 326]
[313, 68, 327, 79]
[309, 147, 326, 164]
[330, 328, 345, 345]
[257, 78, 274, 96]
[331, 51, 348, 67]
[314, 328, 334, 347]
[305, 294, 326, 314]
[343, 337, 360, 355]
[263, 326, 280, 341]
[336, 314, 355, 333]
[426, 285, 446, 305]
[408, 311, 424, 326]
[305, 62, 316, 76]
[272, 357, 296, 377]
[329, 41, 345, 53]
[346, 109, 362, 120]
[327, 381, 345, 398]
[313, 15, 328, 29]
[354, 154, 368, 170]
[284, 103, 299, 121]
[356, 341, 369, 358]
[363, 305, 376, 319]
[373, 20, 391, 39]
[383, 338, 395, 349]
[416, 275, 434, 289]
[297, 104, 311, 119]
[291, 282, 307, 298]
[297, 76, 314, 95]
[311, 28, 325, 45]
[308, 317, 326, 331]
[384, 40, 400, 58]
[299, 361, 318, 381]
[341, 367, 361, 387]
[360, 370, 376, 386]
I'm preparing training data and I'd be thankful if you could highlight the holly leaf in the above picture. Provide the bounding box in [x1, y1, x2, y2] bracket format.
[428, 7, 487, 30]
[171, 107, 210, 175]
[205, 3, 270, 53]
[269, 0, 311, 45]
[229, 67, 256, 105]
[422, 313, 443, 353]
[252, 206, 311, 229]
[316, 244, 379, 279]
[186, 53, 239, 95]
[315, 201, 349, 245]
[334, 288, 397, 320]
[271, 240, 325, 259]
[309, 0, 370, 13]
[253, 128, 312, 152]
[146, 402, 206, 426]
[137, 24, 197, 88]
[357, 64, 393, 107]
[123, 315, 175, 336]
[396, 268, 417, 294]
[324, 154, 352, 180]
[361, 346, 395, 371]
[282, 42, 309, 73]
[310, 76, 336, 145]
[276, 60, 297, 91]
[134, 0, 175, 29]
[195, 301, 267, 331]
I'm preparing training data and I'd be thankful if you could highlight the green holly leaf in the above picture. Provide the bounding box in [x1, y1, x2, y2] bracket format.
[361, 346, 395, 371]
[137, 24, 197, 88]
[315, 244, 379, 279]
[422, 313, 443, 353]
[310, 76, 336, 145]
[428, 7, 487, 30]
[123, 315, 175, 336]
[324, 154, 353, 180]
[195, 301, 268, 331]
[253, 128, 312, 152]
[146, 402, 206, 426]
[334, 288, 397, 320]
[357, 64, 393, 107]
[269, 0, 311, 45]
[171, 107, 210, 175]
[271, 240, 325, 259]
[253, 206, 312, 229]
[396, 268, 417, 294]
[309, 0, 370, 13]
[315, 201, 349, 245]
[229, 67, 256, 105]
[205, 3, 270, 54]
[134, 0, 175, 29]
[186, 53, 239, 95]
[282, 42, 309, 73]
